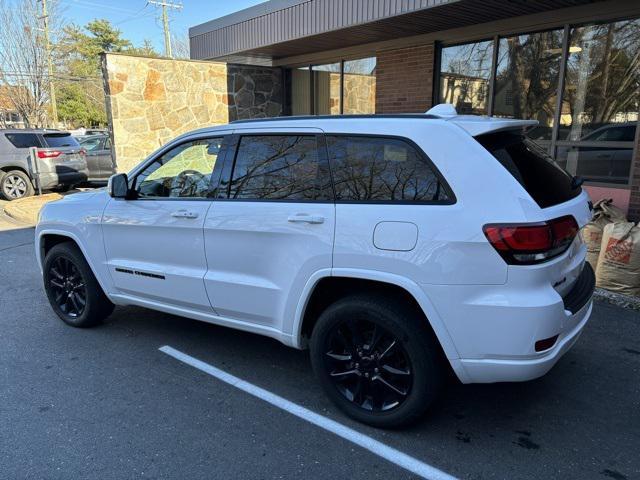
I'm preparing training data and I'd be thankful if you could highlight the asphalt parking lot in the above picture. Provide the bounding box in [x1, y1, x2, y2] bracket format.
[1, 225, 639, 480]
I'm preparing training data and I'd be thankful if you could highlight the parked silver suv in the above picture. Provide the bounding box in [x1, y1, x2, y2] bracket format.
[0, 129, 89, 200]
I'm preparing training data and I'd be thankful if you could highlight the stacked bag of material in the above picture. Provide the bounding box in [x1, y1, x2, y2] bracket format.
[583, 198, 640, 297]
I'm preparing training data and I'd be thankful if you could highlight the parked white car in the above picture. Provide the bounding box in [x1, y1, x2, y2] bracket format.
[35, 105, 595, 427]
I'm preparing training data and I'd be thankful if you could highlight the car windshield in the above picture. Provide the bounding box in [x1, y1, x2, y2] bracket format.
[43, 133, 79, 148]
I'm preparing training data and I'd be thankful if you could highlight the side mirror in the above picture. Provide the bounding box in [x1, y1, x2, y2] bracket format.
[108, 173, 129, 198]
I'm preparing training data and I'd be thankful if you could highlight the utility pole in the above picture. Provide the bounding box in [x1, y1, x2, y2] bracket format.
[38, 0, 58, 127]
[148, 1, 183, 58]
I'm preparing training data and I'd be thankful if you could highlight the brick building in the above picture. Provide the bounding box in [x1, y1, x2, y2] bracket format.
[189, 0, 640, 218]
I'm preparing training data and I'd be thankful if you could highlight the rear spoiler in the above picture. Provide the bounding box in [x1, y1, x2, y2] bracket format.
[426, 104, 539, 137]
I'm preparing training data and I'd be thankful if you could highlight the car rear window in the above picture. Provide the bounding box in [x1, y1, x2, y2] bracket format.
[43, 133, 79, 148]
[476, 131, 581, 209]
[4, 133, 41, 148]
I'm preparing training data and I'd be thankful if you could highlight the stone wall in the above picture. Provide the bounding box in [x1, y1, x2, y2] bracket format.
[102, 53, 283, 172]
[227, 64, 283, 121]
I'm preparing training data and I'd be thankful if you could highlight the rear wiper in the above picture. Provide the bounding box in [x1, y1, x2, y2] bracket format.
[571, 176, 584, 189]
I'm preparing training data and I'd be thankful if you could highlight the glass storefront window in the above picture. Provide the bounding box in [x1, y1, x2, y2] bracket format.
[312, 63, 341, 115]
[286, 57, 377, 116]
[343, 57, 376, 114]
[290, 67, 311, 115]
[437, 17, 639, 185]
[557, 19, 640, 184]
[560, 20, 640, 140]
[439, 40, 494, 115]
[493, 30, 564, 146]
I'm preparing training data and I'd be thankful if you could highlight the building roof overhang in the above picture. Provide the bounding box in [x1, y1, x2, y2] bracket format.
[189, 0, 604, 62]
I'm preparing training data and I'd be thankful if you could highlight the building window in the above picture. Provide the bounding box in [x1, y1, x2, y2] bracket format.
[493, 30, 564, 148]
[285, 56, 376, 116]
[437, 17, 640, 186]
[312, 63, 341, 115]
[439, 40, 494, 115]
[555, 19, 640, 185]
[343, 58, 376, 114]
[289, 67, 311, 115]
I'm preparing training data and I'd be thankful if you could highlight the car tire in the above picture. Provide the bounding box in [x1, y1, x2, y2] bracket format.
[310, 294, 444, 428]
[0, 170, 34, 201]
[43, 242, 114, 328]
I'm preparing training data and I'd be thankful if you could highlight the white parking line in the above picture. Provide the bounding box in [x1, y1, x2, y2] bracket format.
[159, 345, 458, 480]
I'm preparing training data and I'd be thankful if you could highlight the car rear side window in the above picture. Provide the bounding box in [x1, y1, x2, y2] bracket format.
[4, 133, 41, 148]
[228, 135, 326, 201]
[43, 133, 79, 148]
[476, 131, 581, 209]
[325, 135, 452, 203]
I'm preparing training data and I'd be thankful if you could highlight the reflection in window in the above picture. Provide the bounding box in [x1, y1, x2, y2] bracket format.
[326, 136, 450, 202]
[136, 138, 222, 198]
[493, 30, 564, 145]
[229, 135, 321, 200]
[557, 19, 640, 184]
[439, 41, 494, 115]
[343, 58, 376, 114]
[561, 19, 640, 140]
[313, 63, 341, 115]
[555, 144, 634, 185]
[290, 67, 311, 115]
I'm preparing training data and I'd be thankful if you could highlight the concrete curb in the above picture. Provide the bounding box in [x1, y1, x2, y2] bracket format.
[594, 288, 640, 311]
[2, 193, 62, 225]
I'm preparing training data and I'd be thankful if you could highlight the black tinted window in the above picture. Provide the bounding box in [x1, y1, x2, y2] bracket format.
[43, 134, 79, 148]
[5, 133, 41, 148]
[326, 136, 451, 203]
[229, 135, 323, 200]
[477, 131, 581, 208]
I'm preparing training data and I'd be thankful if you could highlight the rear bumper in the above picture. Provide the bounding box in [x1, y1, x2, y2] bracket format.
[454, 299, 592, 383]
[423, 252, 595, 384]
[38, 170, 89, 189]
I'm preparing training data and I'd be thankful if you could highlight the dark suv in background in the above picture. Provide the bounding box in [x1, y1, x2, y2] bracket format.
[0, 130, 89, 201]
[77, 134, 117, 183]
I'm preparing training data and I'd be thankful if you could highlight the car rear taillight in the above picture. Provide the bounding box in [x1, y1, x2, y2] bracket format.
[483, 215, 579, 265]
[37, 150, 62, 159]
[79, 148, 86, 156]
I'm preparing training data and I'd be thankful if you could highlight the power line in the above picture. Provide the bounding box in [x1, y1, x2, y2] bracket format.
[147, 1, 183, 58]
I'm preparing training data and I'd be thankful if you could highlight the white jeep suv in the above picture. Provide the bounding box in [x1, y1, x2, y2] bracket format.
[36, 106, 595, 427]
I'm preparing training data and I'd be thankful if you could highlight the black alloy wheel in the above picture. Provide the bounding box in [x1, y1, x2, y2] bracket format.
[43, 242, 114, 327]
[310, 294, 444, 428]
[47, 256, 87, 318]
[323, 319, 413, 412]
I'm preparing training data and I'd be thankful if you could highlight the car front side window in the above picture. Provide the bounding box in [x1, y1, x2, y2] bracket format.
[135, 137, 223, 199]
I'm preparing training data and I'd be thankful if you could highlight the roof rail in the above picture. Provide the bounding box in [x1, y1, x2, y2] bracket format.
[231, 113, 439, 124]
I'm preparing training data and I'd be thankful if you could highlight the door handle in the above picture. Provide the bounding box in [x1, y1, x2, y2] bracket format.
[287, 214, 324, 224]
[171, 209, 199, 219]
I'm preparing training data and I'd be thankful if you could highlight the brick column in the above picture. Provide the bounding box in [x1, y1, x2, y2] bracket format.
[627, 126, 640, 221]
[375, 43, 435, 114]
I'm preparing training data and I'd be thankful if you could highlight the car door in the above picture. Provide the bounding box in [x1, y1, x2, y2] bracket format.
[81, 137, 104, 180]
[203, 128, 335, 332]
[102, 134, 228, 312]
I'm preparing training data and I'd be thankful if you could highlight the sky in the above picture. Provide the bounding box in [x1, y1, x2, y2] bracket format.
[54, 0, 266, 53]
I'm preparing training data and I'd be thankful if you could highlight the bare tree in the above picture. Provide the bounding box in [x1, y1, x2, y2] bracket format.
[171, 31, 190, 59]
[0, 0, 60, 128]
